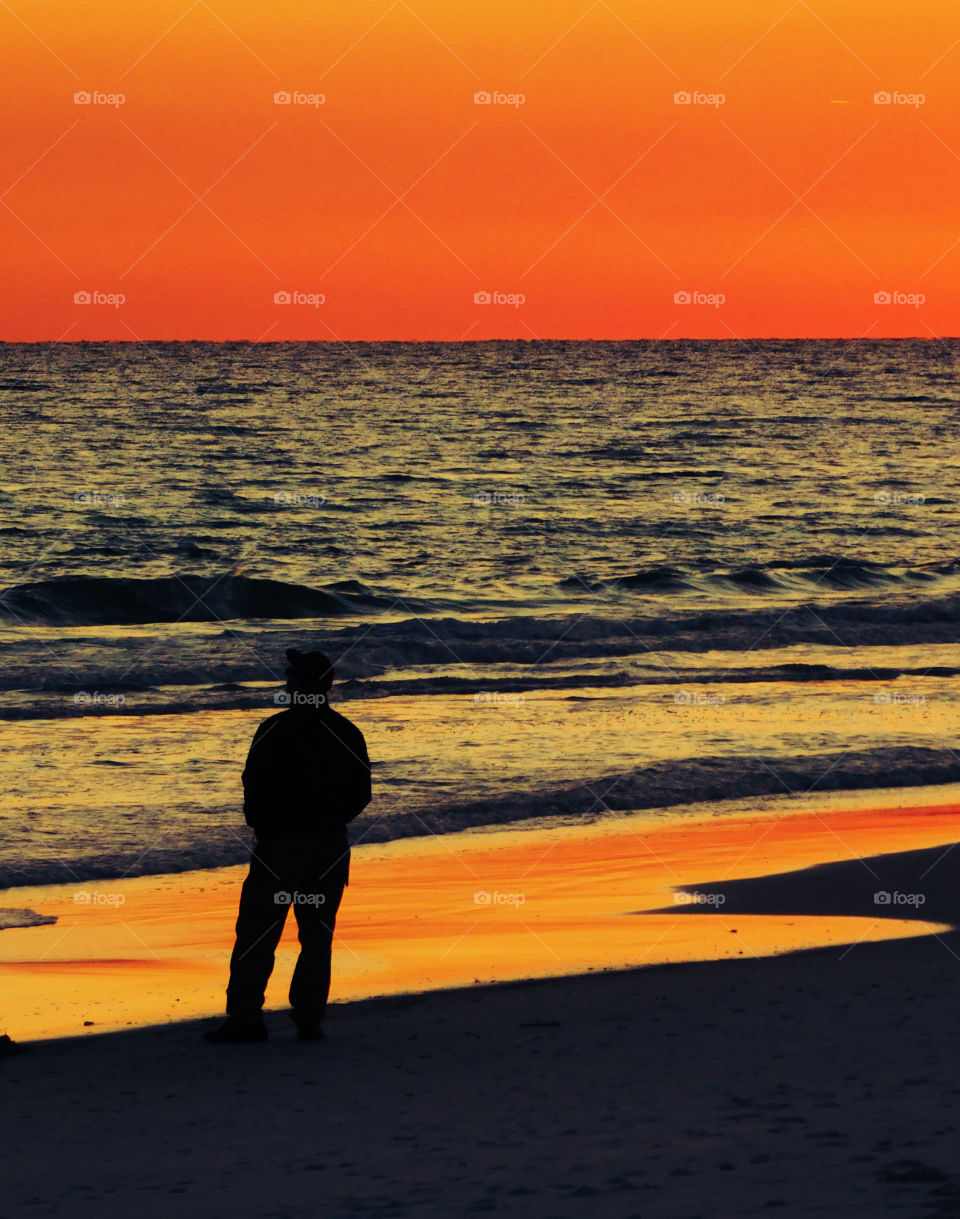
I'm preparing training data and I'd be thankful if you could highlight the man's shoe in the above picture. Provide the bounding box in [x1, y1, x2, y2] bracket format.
[289, 1010, 324, 1041]
[202, 1018, 268, 1044]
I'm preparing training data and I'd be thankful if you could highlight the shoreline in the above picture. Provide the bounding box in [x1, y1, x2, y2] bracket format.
[3, 794, 959, 1044]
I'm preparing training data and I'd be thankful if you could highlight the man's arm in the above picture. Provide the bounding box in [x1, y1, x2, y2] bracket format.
[343, 729, 372, 822]
[321, 720, 372, 824]
[241, 719, 282, 829]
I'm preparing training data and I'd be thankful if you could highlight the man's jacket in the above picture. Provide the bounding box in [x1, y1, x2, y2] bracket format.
[241, 704, 372, 839]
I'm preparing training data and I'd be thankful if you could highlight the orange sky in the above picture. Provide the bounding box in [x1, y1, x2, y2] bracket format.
[2, 0, 959, 340]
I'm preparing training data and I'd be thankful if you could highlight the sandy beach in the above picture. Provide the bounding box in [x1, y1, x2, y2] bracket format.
[5, 912, 960, 1217]
[4, 798, 960, 1216]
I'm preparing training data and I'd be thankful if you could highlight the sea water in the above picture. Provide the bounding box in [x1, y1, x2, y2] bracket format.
[1, 339, 958, 886]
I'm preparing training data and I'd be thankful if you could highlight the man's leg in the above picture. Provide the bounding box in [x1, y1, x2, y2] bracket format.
[288, 843, 349, 1032]
[224, 845, 290, 1024]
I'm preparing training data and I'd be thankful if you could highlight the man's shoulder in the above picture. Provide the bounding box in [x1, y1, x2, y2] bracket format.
[250, 705, 366, 749]
[321, 706, 367, 745]
[252, 710, 292, 739]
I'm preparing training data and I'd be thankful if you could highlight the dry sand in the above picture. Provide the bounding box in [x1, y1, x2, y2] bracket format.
[4, 800, 960, 1216]
[4, 930, 960, 1217]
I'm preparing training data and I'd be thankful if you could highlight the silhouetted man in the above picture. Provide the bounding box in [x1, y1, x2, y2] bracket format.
[204, 648, 371, 1043]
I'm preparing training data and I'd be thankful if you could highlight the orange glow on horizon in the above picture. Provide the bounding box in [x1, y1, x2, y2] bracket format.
[2, 0, 959, 340]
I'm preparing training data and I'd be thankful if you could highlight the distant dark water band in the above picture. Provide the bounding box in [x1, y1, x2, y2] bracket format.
[2, 591, 960, 714]
[2, 661, 960, 721]
[3, 560, 960, 627]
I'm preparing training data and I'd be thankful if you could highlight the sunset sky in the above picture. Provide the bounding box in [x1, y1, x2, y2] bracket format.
[2, 0, 958, 340]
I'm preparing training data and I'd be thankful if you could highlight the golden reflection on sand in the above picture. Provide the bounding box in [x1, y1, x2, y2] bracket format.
[2, 800, 958, 1041]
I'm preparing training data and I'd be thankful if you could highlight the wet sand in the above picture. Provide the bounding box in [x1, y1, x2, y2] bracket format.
[2, 798, 959, 1043]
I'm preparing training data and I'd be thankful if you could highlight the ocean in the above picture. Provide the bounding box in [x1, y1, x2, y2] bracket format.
[1, 338, 959, 890]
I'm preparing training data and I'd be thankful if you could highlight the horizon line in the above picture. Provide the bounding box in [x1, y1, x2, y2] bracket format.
[1, 335, 957, 346]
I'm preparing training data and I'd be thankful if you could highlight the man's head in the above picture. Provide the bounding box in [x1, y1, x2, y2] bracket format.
[284, 648, 335, 698]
